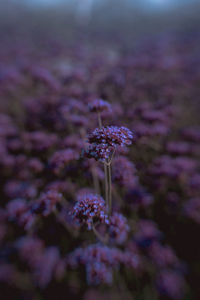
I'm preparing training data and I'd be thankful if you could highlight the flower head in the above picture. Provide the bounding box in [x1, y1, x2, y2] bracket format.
[85, 126, 133, 162]
[88, 99, 111, 113]
[32, 190, 62, 216]
[72, 193, 109, 229]
[88, 126, 133, 148]
[109, 212, 130, 244]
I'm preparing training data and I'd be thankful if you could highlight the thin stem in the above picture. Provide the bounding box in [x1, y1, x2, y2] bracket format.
[107, 162, 112, 215]
[104, 163, 109, 212]
[97, 111, 102, 128]
[92, 223, 107, 245]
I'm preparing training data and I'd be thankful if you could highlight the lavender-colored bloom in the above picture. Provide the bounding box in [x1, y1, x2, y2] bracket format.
[17, 236, 64, 287]
[142, 109, 169, 123]
[148, 242, 179, 268]
[46, 180, 76, 195]
[6, 199, 35, 230]
[149, 155, 197, 179]
[135, 220, 162, 248]
[72, 193, 109, 229]
[22, 131, 58, 152]
[67, 244, 121, 285]
[125, 186, 153, 209]
[88, 99, 111, 113]
[62, 134, 84, 151]
[109, 212, 130, 244]
[86, 262, 113, 285]
[183, 198, 200, 224]
[16, 236, 44, 266]
[28, 158, 44, 174]
[32, 190, 62, 216]
[33, 247, 62, 288]
[68, 244, 138, 285]
[181, 127, 200, 142]
[4, 180, 38, 199]
[112, 156, 137, 188]
[167, 141, 192, 155]
[6, 198, 27, 220]
[85, 126, 133, 162]
[30, 66, 60, 89]
[156, 270, 185, 299]
[88, 126, 133, 148]
[84, 143, 113, 162]
[49, 148, 79, 174]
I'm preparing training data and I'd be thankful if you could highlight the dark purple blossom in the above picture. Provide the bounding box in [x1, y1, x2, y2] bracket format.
[108, 212, 129, 244]
[88, 99, 111, 113]
[183, 198, 200, 224]
[68, 244, 138, 285]
[6, 198, 35, 230]
[156, 270, 185, 299]
[71, 193, 109, 229]
[49, 148, 79, 174]
[32, 190, 62, 216]
[112, 156, 137, 188]
[88, 126, 133, 148]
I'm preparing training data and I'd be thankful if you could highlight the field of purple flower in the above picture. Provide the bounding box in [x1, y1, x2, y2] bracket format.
[0, 29, 200, 300]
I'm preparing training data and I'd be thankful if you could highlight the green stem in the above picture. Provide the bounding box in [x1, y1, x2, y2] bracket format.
[107, 162, 112, 215]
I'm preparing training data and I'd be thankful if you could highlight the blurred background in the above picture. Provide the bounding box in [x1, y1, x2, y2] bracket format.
[1, 0, 200, 45]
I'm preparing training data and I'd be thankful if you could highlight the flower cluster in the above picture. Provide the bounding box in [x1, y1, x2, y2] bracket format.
[88, 99, 111, 113]
[85, 126, 133, 162]
[108, 212, 130, 244]
[71, 193, 109, 229]
[67, 244, 138, 285]
[32, 190, 62, 216]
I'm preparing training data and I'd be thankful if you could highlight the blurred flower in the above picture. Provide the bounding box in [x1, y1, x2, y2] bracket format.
[32, 190, 62, 216]
[108, 212, 129, 244]
[156, 270, 185, 299]
[88, 99, 111, 113]
[183, 198, 200, 224]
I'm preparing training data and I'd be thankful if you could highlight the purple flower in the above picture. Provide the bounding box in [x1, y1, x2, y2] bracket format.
[16, 236, 44, 266]
[67, 244, 121, 285]
[148, 242, 179, 268]
[49, 149, 79, 174]
[183, 198, 200, 224]
[71, 193, 109, 229]
[22, 131, 58, 152]
[86, 262, 113, 285]
[125, 186, 153, 209]
[6, 199, 35, 230]
[88, 99, 112, 113]
[85, 126, 133, 162]
[167, 141, 192, 155]
[109, 212, 130, 244]
[68, 244, 138, 285]
[156, 270, 185, 299]
[33, 247, 62, 288]
[88, 126, 133, 148]
[84, 143, 112, 162]
[32, 190, 62, 216]
[112, 156, 137, 188]
[135, 220, 162, 248]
